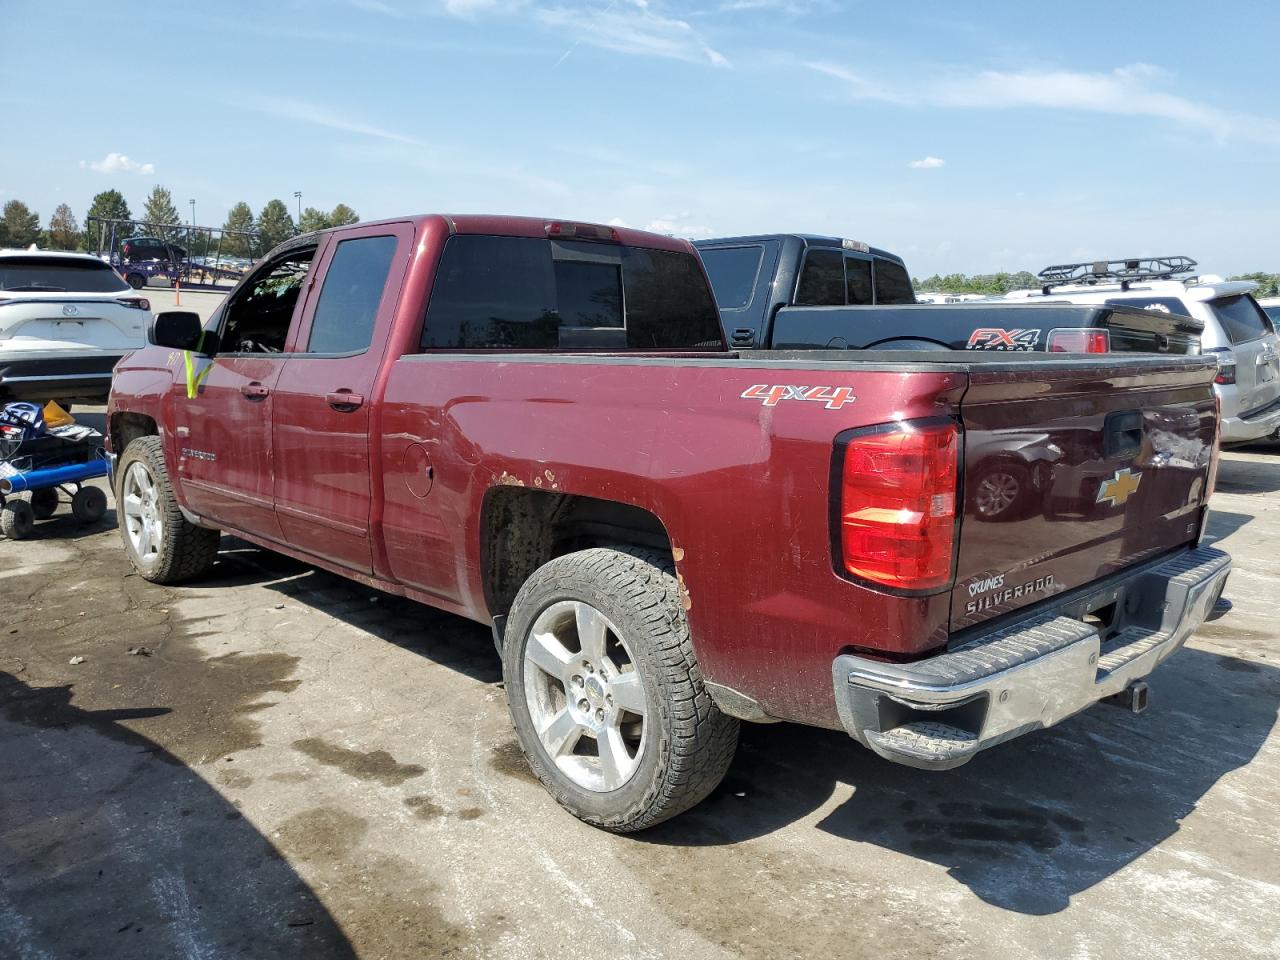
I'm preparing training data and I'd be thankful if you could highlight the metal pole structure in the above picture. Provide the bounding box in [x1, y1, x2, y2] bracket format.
[294, 191, 302, 229]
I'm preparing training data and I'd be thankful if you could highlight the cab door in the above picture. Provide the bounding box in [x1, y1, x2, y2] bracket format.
[271, 225, 410, 573]
[172, 244, 321, 541]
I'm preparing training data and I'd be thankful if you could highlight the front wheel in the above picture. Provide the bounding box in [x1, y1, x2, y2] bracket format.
[502, 546, 739, 832]
[126, 273, 146, 290]
[116, 436, 220, 583]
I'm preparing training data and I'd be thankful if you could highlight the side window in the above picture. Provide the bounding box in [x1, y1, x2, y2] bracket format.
[306, 236, 398, 354]
[845, 256, 873, 305]
[219, 248, 316, 354]
[1106, 297, 1195, 318]
[873, 258, 915, 304]
[795, 248, 845, 306]
[699, 245, 764, 309]
[1210, 295, 1272, 344]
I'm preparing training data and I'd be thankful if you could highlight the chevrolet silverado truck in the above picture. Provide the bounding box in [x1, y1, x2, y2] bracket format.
[695, 234, 1202, 354]
[106, 215, 1231, 832]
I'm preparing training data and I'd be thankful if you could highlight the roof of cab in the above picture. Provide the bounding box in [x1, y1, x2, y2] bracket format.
[693, 233, 906, 266]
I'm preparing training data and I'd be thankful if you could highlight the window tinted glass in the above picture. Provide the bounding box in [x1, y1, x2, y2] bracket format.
[795, 248, 845, 306]
[845, 257, 873, 305]
[0, 257, 129, 293]
[220, 249, 315, 353]
[1264, 305, 1280, 325]
[699, 245, 762, 309]
[873, 258, 915, 304]
[1106, 297, 1194, 317]
[307, 235, 397, 354]
[1211, 295, 1271, 344]
[422, 236, 721, 350]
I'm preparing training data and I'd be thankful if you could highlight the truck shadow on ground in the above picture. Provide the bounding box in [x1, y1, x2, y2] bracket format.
[0, 671, 356, 958]
[643, 646, 1279, 915]
[1216, 449, 1280, 494]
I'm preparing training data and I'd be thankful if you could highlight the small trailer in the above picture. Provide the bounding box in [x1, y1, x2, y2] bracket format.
[0, 459, 109, 539]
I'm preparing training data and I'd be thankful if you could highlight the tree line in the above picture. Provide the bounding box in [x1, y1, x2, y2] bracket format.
[0, 186, 360, 259]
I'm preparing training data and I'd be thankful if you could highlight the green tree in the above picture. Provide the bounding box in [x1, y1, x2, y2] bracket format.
[1230, 272, 1280, 298]
[298, 207, 332, 233]
[143, 185, 181, 239]
[45, 203, 81, 250]
[221, 202, 256, 257]
[84, 189, 133, 251]
[1, 200, 41, 248]
[257, 199, 296, 252]
[329, 203, 359, 226]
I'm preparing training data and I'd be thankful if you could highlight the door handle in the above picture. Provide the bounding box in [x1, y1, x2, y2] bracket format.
[326, 390, 365, 412]
[241, 382, 269, 400]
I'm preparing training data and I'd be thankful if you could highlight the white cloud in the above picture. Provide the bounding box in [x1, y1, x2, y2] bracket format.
[236, 95, 421, 145]
[79, 153, 155, 175]
[539, 1, 729, 67]
[909, 156, 945, 169]
[808, 60, 1280, 146]
[606, 212, 713, 238]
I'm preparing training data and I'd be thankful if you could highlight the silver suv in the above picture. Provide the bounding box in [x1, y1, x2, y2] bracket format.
[1007, 261, 1280, 445]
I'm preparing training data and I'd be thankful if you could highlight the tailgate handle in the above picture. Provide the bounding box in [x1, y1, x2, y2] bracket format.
[1104, 410, 1144, 458]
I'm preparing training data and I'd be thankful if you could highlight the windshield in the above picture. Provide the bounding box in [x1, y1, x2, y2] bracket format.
[0, 257, 130, 293]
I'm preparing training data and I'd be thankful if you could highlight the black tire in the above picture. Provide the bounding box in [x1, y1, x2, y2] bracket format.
[116, 436, 220, 583]
[1, 500, 35, 540]
[126, 273, 146, 290]
[502, 545, 739, 832]
[71, 486, 107, 523]
[30, 488, 59, 520]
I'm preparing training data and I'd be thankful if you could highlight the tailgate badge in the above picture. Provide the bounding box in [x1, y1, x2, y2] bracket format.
[62, 304, 79, 317]
[1098, 468, 1142, 506]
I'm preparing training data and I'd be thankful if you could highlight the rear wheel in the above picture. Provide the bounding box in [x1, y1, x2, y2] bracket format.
[71, 486, 107, 523]
[1, 501, 35, 540]
[29, 488, 59, 520]
[502, 546, 739, 832]
[116, 436, 220, 583]
[126, 273, 146, 290]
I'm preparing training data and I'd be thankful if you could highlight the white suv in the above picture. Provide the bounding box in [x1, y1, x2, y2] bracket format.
[0, 249, 152, 404]
[1007, 262, 1280, 445]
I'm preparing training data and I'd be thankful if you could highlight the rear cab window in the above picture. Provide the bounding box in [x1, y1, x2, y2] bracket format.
[872, 258, 916, 305]
[0, 257, 130, 294]
[1210, 295, 1274, 344]
[699, 245, 764, 309]
[421, 236, 722, 350]
[795, 247, 916, 306]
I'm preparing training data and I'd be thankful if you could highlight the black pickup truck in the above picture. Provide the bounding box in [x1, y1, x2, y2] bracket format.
[694, 234, 1202, 354]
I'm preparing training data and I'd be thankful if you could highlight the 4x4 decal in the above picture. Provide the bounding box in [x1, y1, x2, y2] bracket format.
[966, 327, 1040, 351]
[740, 384, 856, 409]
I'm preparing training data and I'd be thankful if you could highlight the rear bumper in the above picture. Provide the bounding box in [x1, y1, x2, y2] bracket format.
[1220, 395, 1280, 444]
[0, 351, 123, 402]
[832, 545, 1231, 770]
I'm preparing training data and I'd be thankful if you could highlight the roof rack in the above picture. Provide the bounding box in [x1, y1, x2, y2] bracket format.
[1036, 256, 1197, 294]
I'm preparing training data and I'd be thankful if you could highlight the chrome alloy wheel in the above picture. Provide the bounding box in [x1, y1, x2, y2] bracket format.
[522, 600, 648, 792]
[975, 471, 1020, 518]
[121, 461, 163, 563]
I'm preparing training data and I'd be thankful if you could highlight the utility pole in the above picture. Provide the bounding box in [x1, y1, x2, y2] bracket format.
[294, 191, 302, 227]
[189, 199, 196, 225]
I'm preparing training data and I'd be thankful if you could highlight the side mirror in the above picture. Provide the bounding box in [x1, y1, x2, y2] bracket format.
[148, 311, 210, 353]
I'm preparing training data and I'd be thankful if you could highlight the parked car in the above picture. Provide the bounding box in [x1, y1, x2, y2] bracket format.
[0, 249, 151, 403]
[1259, 296, 1280, 326]
[1003, 258, 1280, 445]
[694, 234, 1200, 354]
[108, 215, 1230, 831]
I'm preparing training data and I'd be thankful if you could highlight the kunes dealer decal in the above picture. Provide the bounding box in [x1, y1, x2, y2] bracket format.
[740, 384, 856, 409]
[964, 572, 1056, 615]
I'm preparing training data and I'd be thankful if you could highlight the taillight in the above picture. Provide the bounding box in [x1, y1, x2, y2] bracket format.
[837, 419, 959, 592]
[117, 297, 151, 310]
[1206, 348, 1236, 384]
[545, 221, 621, 242]
[1047, 328, 1110, 353]
[1206, 393, 1222, 502]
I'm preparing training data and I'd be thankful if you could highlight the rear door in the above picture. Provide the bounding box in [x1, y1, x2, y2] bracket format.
[951, 356, 1217, 632]
[1207, 295, 1280, 415]
[271, 224, 411, 573]
[697, 240, 779, 348]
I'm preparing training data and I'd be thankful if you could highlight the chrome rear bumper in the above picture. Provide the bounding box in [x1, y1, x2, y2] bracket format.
[832, 546, 1231, 770]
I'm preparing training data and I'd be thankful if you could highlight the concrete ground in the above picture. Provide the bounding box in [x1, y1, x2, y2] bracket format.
[1, 427, 1277, 959]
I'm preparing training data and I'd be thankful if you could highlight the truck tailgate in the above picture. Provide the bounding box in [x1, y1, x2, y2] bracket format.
[952, 356, 1218, 632]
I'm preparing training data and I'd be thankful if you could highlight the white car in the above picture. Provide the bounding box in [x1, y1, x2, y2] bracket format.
[1259, 296, 1280, 328]
[0, 249, 152, 404]
[1005, 261, 1280, 445]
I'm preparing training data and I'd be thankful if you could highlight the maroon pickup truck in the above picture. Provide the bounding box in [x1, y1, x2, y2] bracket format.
[106, 215, 1232, 832]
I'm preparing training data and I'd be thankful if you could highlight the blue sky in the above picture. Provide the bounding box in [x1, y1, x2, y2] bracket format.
[5, 0, 1278, 276]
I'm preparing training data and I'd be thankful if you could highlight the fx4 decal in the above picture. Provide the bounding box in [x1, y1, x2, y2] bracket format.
[740, 384, 857, 410]
[966, 327, 1040, 351]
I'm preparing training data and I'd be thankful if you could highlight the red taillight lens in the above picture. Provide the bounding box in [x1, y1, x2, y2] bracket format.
[545, 221, 621, 242]
[1047, 328, 1109, 353]
[117, 297, 151, 310]
[838, 420, 959, 591]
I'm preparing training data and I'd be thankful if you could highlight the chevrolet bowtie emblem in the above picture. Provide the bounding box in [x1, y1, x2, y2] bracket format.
[1098, 468, 1142, 507]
